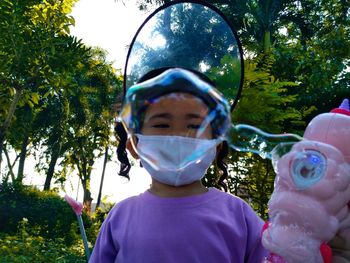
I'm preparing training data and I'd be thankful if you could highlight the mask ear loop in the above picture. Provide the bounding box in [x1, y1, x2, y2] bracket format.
[129, 134, 143, 168]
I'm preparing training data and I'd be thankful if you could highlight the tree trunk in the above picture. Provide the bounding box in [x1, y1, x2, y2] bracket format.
[263, 30, 271, 53]
[44, 150, 61, 191]
[3, 147, 15, 183]
[0, 131, 4, 172]
[0, 88, 23, 170]
[44, 92, 69, 190]
[96, 147, 108, 209]
[43, 143, 61, 190]
[81, 177, 93, 212]
[16, 132, 29, 183]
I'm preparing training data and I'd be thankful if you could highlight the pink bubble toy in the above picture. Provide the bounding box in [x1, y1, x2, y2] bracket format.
[262, 99, 350, 263]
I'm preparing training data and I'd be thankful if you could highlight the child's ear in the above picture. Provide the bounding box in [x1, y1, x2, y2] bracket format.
[126, 137, 139, 159]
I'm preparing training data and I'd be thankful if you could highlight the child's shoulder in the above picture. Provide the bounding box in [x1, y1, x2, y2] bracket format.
[106, 192, 145, 218]
[210, 187, 249, 205]
[210, 188, 260, 216]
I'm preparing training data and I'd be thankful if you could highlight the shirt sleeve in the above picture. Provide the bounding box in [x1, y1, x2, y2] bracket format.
[242, 203, 269, 263]
[89, 212, 119, 263]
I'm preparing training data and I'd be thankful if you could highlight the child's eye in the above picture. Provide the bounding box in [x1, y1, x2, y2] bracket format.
[187, 124, 201, 129]
[152, 124, 170, 128]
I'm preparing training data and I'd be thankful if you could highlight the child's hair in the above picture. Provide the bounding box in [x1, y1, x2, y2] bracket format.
[216, 140, 229, 191]
[115, 121, 131, 179]
[115, 67, 230, 190]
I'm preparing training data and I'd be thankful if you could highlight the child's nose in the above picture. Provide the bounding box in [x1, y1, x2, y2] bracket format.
[170, 127, 196, 138]
[171, 131, 194, 137]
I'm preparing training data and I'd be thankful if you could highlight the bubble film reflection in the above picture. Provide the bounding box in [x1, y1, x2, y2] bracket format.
[119, 68, 230, 173]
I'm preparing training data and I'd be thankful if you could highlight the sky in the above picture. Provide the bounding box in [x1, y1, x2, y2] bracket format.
[2, 0, 155, 206]
[70, 0, 151, 70]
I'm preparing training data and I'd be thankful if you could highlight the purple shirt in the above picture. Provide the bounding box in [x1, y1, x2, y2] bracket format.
[90, 188, 267, 263]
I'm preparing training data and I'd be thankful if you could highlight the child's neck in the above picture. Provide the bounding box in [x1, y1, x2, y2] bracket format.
[149, 180, 208, 198]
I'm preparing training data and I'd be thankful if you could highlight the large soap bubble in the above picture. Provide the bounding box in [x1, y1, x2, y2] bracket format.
[228, 124, 303, 160]
[123, 1, 244, 110]
[120, 1, 244, 174]
[119, 0, 302, 177]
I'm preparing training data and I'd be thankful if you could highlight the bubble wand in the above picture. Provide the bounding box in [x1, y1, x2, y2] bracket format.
[64, 194, 91, 261]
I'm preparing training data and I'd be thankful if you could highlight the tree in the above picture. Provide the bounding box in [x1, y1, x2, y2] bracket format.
[0, 0, 80, 173]
[60, 48, 122, 209]
[134, 0, 291, 54]
[272, 0, 350, 118]
[30, 88, 70, 190]
[205, 55, 303, 218]
[0, 1, 125, 214]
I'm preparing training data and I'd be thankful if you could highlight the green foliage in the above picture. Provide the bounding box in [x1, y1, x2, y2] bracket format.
[0, 182, 114, 262]
[129, 3, 239, 86]
[234, 55, 304, 133]
[272, 0, 350, 119]
[0, 0, 90, 181]
[135, 0, 349, 123]
[207, 54, 242, 102]
[0, 0, 122, 202]
[230, 56, 298, 218]
[0, 182, 78, 243]
[86, 203, 114, 245]
[226, 153, 275, 219]
[224, 55, 303, 219]
[58, 48, 122, 205]
[0, 231, 85, 263]
[204, 54, 304, 219]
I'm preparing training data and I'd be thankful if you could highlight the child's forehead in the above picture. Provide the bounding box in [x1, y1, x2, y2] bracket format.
[150, 92, 206, 105]
[143, 92, 209, 119]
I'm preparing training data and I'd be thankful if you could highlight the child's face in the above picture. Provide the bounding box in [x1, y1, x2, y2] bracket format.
[141, 92, 213, 139]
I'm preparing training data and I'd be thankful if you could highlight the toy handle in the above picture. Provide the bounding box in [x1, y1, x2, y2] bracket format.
[263, 243, 332, 263]
[263, 253, 287, 263]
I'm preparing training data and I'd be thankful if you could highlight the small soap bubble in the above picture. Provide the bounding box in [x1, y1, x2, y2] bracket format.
[227, 124, 302, 160]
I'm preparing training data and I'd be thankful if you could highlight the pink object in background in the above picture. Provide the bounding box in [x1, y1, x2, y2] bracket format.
[64, 194, 83, 216]
[64, 194, 90, 260]
[262, 99, 350, 263]
[305, 104, 350, 163]
[330, 98, 350, 117]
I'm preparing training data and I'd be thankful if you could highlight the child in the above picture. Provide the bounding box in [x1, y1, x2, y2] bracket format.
[89, 68, 267, 262]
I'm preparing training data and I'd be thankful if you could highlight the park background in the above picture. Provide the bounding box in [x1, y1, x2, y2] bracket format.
[0, 0, 349, 261]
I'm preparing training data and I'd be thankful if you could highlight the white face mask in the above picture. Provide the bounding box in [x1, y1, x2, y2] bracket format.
[136, 135, 218, 186]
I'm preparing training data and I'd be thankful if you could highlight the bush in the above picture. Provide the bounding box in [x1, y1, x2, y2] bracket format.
[86, 202, 114, 245]
[0, 181, 116, 260]
[0, 182, 79, 244]
[0, 231, 86, 263]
